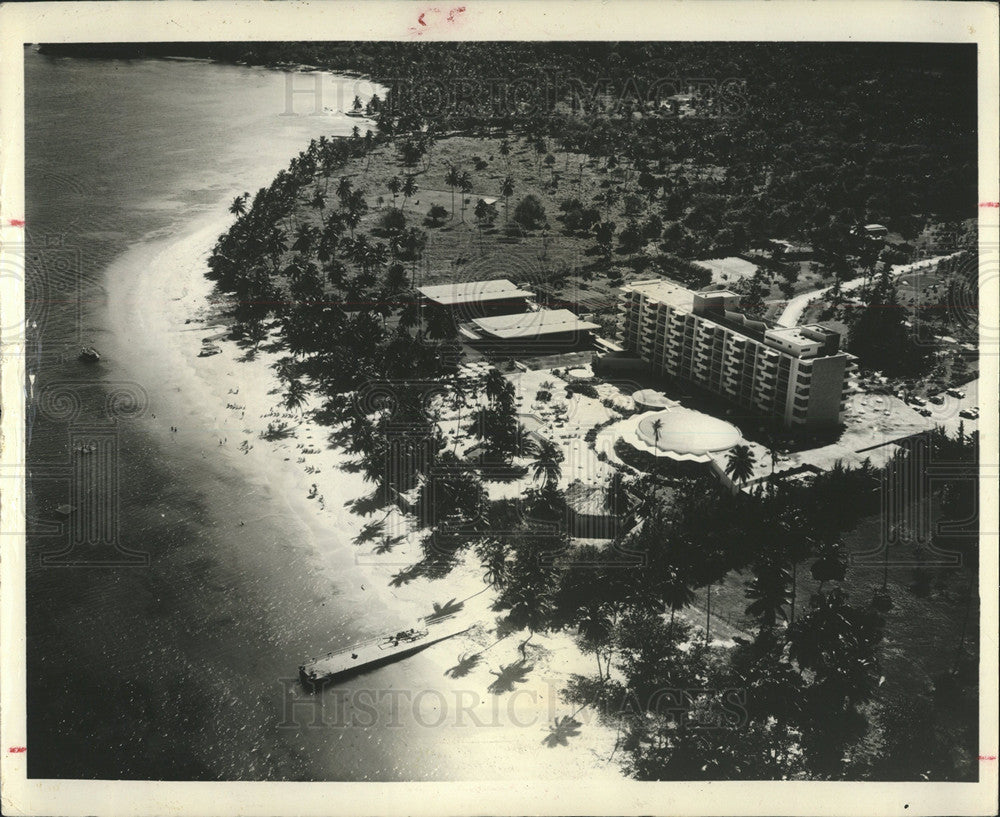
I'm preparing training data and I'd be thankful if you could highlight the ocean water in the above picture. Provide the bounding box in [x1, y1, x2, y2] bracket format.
[22, 47, 445, 782]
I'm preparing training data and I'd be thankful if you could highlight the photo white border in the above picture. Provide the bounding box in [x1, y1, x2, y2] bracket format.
[1, 2, 997, 815]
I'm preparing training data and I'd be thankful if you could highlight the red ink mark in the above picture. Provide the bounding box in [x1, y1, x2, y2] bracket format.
[412, 6, 463, 35]
[980, 754, 997, 760]
[979, 202, 999, 208]
[8, 218, 25, 227]
[8, 746, 26, 753]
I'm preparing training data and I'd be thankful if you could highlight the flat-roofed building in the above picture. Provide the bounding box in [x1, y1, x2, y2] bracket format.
[617, 279, 856, 428]
[418, 278, 533, 319]
[460, 308, 600, 351]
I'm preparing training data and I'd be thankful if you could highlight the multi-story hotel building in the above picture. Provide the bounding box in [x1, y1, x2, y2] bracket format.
[617, 279, 857, 427]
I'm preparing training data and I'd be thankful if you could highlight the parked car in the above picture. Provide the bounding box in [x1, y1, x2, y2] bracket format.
[918, 407, 932, 417]
[908, 396, 927, 407]
[959, 408, 976, 419]
[929, 394, 945, 405]
[946, 388, 966, 398]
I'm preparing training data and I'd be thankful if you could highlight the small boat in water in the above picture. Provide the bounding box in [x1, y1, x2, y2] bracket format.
[79, 346, 101, 363]
[299, 616, 471, 688]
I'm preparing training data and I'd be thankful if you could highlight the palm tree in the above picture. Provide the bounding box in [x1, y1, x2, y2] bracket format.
[650, 417, 664, 449]
[291, 224, 318, 255]
[501, 175, 515, 226]
[531, 438, 563, 490]
[603, 470, 633, 522]
[387, 176, 401, 207]
[494, 553, 556, 659]
[745, 559, 792, 629]
[400, 227, 427, 287]
[401, 175, 418, 210]
[811, 541, 847, 590]
[336, 176, 353, 207]
[533, 136, 547, 176]
[576, 602, 614, 681]
[499, 139, 511, 169]
[445, 165, 461, 218]
[544, 153, 556, 184]
[459, 171, 473, 222]
[662, 567, 697, 625]
[482, 548, 508, 590]
[229, 193, 248, 218]
[283, 377, 310, 415]
[725, 444, 756, 486]
[483, 368, 509, 404]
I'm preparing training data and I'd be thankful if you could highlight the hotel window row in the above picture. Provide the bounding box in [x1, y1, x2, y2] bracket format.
[617, 280, 857, 427]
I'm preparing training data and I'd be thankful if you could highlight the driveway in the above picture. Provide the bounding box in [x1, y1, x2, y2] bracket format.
[775, 254, 959, 328]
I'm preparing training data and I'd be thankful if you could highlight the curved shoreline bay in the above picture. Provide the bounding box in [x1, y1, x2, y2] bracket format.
[26, 50, 619, 781]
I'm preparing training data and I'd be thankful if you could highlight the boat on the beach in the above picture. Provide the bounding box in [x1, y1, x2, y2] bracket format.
[299, 616, 471, 688]
[78, 346, 101, 362]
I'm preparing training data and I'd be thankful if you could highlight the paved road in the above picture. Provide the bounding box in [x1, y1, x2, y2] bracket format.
[775, 254, 960, 328]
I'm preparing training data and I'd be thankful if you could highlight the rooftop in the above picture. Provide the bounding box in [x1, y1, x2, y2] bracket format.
[632, 389, 677, 409]
[471, 308, 600, 340]
[767, 326, 819, 346]
[622, 278, 696, 311]
[692, 256, 759, 282]
[633, 407, 742, 461]
[418, 278, 533, 306]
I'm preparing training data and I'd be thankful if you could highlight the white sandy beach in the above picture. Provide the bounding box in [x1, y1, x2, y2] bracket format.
[104, 203, 624, 780]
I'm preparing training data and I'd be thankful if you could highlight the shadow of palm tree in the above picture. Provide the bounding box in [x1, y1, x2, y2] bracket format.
[345, 490, 391, 517]
[387, 555, 457, 588]
[353, 519, 385, 546]
[374, 535, 405, 555]
[444, 652, 482, 679]
[425, 598, 465, 623]
[542, 715, 582, 748]
[389, 562, 425, 587]
[260, 421, 296, 441]
[421, 556, 458, 581]
[260, 338, 285, 353]
[487, 659, 533, 694]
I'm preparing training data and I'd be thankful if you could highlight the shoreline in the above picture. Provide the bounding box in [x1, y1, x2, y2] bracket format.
[104, 202, 623, 780]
